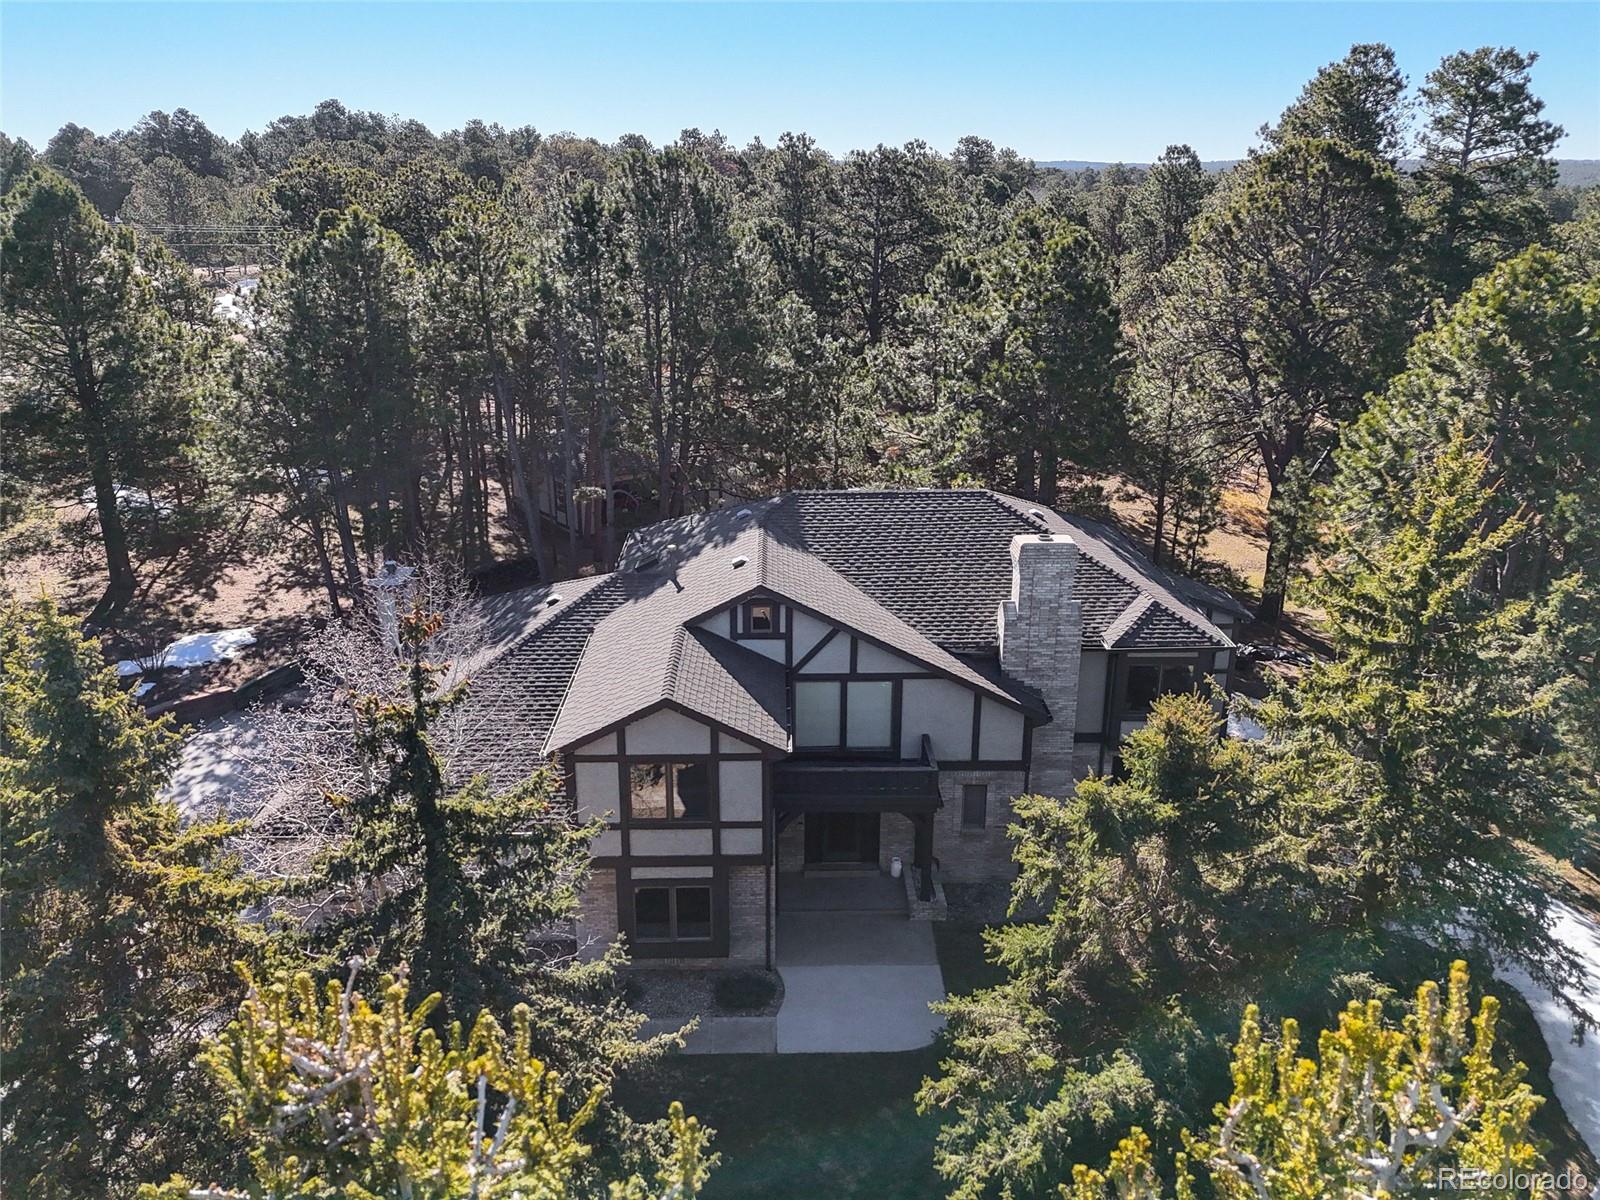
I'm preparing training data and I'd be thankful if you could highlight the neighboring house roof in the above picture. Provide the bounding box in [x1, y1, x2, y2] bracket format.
[453, 489, 1244, 785]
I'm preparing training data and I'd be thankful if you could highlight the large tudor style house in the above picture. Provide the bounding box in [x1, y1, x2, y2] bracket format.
[456, 489, 1248, 966]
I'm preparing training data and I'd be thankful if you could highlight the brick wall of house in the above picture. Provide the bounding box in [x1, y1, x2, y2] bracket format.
[999, 534, 1084, 800]
[877, 768, 1030, 883]
[575, 868, 617, 961]
[726, 864, 770, 964]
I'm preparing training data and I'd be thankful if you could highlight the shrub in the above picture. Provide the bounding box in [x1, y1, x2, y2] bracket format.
[713, 970, 779, 1012]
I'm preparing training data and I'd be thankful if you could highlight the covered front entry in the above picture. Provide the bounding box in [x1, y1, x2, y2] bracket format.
[804, 811, 880, 866]
[773, 748, 941, 900]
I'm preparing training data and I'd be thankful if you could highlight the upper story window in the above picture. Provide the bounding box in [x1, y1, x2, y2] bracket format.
[1124, 662, 1194, 714]
[628, 762, 711, 821]
[739, 600, 781, 638]
[794, 679, 893, 751]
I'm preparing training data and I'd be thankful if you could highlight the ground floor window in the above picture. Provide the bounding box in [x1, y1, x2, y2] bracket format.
[631, 883, 714, 945]
[961, 783, 988, 829]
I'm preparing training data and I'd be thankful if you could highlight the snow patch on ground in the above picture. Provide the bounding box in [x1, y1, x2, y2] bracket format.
[165, 709, 268, 821]
[1492, 901, 1600, 1199]
[1226, 710, 1267, 741]
[116, 627, 256, 676]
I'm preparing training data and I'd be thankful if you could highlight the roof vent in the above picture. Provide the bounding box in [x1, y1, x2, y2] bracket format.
[1027, 508, 1046, 521]
[735, 507, 753, 519]
[731, 555, 749, 569]
[544, 593, 562, 607]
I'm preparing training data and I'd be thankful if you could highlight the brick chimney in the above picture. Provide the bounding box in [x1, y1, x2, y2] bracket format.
[998, 533, 1083, 798]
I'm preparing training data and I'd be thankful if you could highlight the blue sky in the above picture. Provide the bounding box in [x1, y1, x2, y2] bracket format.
[3, 2, 1597, 161]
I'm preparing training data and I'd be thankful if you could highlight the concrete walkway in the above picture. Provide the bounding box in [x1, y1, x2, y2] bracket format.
[775, 910, 946, 1053]
[1492, 901, 1600, 1199]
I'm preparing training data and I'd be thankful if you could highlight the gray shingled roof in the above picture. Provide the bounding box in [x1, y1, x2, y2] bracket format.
[621, 490, 1240, 654]
[544, 517, 1027, 754]
[452, 489, 1241, 788]
[448, 576, 633, 791]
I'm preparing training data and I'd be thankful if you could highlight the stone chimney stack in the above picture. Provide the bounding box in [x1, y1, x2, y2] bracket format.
[998, 533, 1083, 798]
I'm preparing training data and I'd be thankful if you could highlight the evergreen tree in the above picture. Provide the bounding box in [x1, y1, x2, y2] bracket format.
[1276, 432, 1594, 996]
[1412, 47, 1563, 303]
[1066, 963, 1544, 1200]
[140, 961, 713, 1200]
[1264, 42, 1409, 162]
[424, 187, 551, 575]
[0, 599, 264, 1198]
[1115, 144, 1211, 321]
[1, 168, 218, 624]
[617, 145, 762, 516]
[0, 132, 38, 195]
[124, 108, 233, 179]
[920, 695, 1287, 1200]
[1145, 139, 1408, 621]
[830, 141, 952, 346]
[119, 154, 232, 264]
[755, 131, 841, 328]
[249, 205, 426, 598]
[963, 208, 1124, 502]
[41, 122, 140, 217]
[1332, 245, 1600, 598]
[297, 606, 675, 1162]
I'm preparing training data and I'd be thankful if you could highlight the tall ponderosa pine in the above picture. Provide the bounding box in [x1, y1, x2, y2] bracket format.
[1412, 46, 1563, 303]
[830, 141, 952, 347]
[1115, 144, 1211, 321]
[249, 206, 426, 602]
[967, 208, 1124, 503]
[1264, 42, 1410, 163]
[1, 168, 216, 624]
[618, 145, 761, 517]
[1147, 138, 1408, 621]
[0, 600, 263, 1198]
[424, 188, 552, 576]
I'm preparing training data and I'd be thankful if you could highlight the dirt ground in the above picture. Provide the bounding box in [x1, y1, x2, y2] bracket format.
[6, 503, 324, 703]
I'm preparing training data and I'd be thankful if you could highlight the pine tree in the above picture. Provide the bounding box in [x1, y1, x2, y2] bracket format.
[1145, 138, 1408, 621]
[248, 205, 426, 599]
[297, 606, 675, 1166]
[1264, 42, 1410, 163]
[139, 961, 714, 1200]
[0, 599, 264, 1198]
[1115, 144, 1212, 321]
[965, 208, 1124, 503]
[829, 141, 953, 347]
[1, 168, 218, 624]
[1412, 47, 1563, 303]
[1066, 963, 1544, 1200]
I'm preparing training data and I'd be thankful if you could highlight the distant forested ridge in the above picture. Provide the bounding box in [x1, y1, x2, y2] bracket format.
[1041, 157, 1600, 186]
